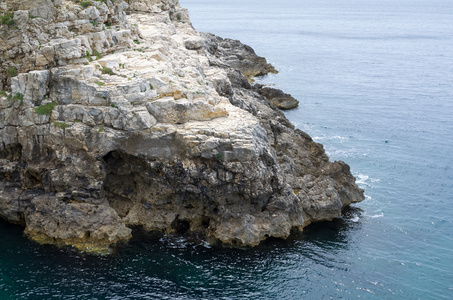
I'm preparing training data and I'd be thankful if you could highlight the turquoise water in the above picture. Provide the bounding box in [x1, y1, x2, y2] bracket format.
[2, 0, 453, 298]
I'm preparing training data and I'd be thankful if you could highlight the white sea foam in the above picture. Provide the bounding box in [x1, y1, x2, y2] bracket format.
[351, 215, 360, 222]
[356, 174, 369, 185]
[326, 149, 354, 158]
[355, 173, 379, 188]
[368, 213, 384, 218]
[314, 135, 347, 142]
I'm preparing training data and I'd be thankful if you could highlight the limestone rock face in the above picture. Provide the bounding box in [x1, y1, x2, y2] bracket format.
[0, 0, 364, 252]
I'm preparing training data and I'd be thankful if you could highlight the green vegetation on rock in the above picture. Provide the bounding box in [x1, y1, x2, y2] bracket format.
[35, 102, 57, 115]
[101, 67, 115, 76]
[80, 1, 93, 8]
[7, 67, 18, 78]
[53, 121, 70, 129]
[12, 92, 24, 105]
[0, 12, 15, 26]
[93, 50, 102, 60]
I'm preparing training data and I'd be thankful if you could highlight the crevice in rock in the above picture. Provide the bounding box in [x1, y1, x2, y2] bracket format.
[171, 216, 191, 234]
[201, 217, 210, 229]
[0, 143, 22, 160]
[102, 150, 143, 218]
[23, 169, 42, 188]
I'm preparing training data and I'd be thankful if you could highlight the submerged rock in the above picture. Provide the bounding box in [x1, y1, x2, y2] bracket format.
[0, 0, 364, 252]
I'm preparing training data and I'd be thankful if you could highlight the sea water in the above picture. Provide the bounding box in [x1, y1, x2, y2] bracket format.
[1, 0, 453, 298]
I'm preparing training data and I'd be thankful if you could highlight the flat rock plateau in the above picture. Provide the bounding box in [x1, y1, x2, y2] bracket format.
[0, 0, 364, 253]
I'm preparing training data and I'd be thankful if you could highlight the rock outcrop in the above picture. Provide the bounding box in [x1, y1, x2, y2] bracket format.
[254, 84, 299, 110]
[0, 0, 364, 252]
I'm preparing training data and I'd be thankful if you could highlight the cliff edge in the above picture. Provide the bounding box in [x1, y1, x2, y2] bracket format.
[0, 0, 364, 252]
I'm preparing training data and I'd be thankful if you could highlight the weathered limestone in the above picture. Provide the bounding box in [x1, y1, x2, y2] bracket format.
[0, 0, 364, 253]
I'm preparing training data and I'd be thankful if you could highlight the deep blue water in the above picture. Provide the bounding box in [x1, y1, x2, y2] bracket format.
[2, 0, 453, 298]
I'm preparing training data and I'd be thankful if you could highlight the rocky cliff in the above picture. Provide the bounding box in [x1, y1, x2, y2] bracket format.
[0, 0, 364, 252]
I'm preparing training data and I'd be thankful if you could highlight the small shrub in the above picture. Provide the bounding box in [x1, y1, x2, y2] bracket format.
[101, 67, 115, 76]
[10, 92, 24, 106]
[92, 50, 102, 60]
[110, 103, 117, 108]
[0, 90, 6, 97]
[97, 125, 104, 133]
[85, 50, 93, 61]
[133, 40, 140, 44]
[90, 20, 98, 27]
[149, 83, 154, 90]
[96, 81, 105, 86]
[0, 13, 15, 26]
[80, 1, 93, 8]
[7, 67, 18, 78]
[35, 102, 57, 115]
[12, 92, 23, 102]
[53, 121, 70, 129]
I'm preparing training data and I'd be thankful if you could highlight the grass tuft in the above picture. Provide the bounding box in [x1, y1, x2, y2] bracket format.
[34, 102, 57, 115]
[53, 121, 70, 129]
[1, 12, 15, 26]
[92, 50, 102, 60]
[7, 67, 18, 78]
[80, 1, 93, 8]
[101, 67, 115, 76]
